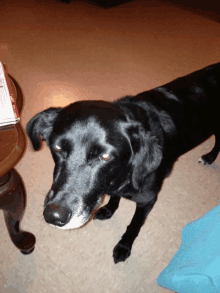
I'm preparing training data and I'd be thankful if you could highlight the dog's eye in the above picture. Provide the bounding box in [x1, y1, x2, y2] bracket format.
[99, 154, 110, 161]
[54, 145, 62, 152]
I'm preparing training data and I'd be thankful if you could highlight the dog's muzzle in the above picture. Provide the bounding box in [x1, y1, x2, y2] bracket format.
[43, 204, 72, 227]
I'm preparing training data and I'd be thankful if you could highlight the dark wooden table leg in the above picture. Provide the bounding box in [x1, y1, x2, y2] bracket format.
[0, 169, 36, 254]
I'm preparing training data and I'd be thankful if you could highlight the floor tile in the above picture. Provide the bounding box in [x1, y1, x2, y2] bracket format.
[0, 246, 79, 293]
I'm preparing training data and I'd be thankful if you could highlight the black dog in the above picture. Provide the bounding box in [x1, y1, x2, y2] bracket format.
[26, 62, 220, 263]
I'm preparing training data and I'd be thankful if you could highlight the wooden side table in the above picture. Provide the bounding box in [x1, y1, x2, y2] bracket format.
[0, 76, 36, 254]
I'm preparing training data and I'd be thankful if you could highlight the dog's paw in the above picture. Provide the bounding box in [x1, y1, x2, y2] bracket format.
[94, 206, 114, 220]
[113, 242, 131, 264]
[198, 154, 215, 165]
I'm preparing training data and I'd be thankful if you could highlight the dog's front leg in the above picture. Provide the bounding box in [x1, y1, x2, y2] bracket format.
[113, 198, 157, 264]
[94, 196, 121, 220]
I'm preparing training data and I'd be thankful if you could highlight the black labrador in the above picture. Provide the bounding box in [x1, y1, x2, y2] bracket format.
[26, 62, 220, 263]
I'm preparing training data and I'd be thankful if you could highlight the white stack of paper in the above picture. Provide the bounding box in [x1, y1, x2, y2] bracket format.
[0, 62, 20, 129]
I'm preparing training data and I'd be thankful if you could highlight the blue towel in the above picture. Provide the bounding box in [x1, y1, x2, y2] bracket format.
[157, 205, 220, 293]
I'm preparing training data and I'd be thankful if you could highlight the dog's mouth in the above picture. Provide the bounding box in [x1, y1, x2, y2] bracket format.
[43, 192, 105, 230]
[43, 203, 91, 230]
[58, 212, 90, 230]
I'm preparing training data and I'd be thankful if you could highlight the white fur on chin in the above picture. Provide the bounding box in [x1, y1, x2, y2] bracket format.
[59, 213, 88, 230]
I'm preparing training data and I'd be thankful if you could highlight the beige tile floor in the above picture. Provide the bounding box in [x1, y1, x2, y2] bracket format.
[1, 0, 220, 292]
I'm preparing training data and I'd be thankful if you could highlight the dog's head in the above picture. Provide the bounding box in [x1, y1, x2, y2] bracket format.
[26, 100, 163, 229]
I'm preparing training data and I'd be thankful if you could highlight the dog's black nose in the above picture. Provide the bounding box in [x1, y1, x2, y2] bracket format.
[43, 204, 72, 227]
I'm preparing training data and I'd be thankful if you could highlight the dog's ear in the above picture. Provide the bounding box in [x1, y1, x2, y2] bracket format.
[127, 123, 163, 190]
[26, 107, 61, 151]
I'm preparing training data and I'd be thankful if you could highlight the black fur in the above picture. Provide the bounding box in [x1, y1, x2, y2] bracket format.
[26, 62, 220, 263]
